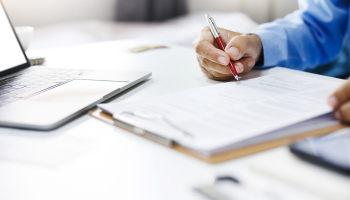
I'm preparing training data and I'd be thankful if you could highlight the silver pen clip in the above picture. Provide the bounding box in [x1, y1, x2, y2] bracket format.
[205, 14, 220, 38]
[112, 111, 194, 147]
[122, 111, 194, 138]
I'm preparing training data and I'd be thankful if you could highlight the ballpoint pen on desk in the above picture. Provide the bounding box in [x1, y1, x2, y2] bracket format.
[205, 14, 239, 81]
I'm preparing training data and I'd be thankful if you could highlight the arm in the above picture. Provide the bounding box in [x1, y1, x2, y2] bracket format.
[252, 0, 349, 70]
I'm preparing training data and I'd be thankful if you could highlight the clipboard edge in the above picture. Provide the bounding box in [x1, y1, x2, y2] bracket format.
[89, 109, 347, 164]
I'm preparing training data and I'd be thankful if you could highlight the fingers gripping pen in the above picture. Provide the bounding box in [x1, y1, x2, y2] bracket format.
[205, 14, 239, 81]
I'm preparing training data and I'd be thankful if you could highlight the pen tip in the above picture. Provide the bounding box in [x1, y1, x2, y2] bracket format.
[235, 75, 240, 81]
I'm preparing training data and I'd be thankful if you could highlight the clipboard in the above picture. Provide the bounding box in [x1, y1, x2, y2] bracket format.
[89, 109, 347, 164]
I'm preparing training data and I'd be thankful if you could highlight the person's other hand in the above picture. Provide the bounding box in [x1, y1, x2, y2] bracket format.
[193, 27, 262, 81]
[328, 80, 350, 122]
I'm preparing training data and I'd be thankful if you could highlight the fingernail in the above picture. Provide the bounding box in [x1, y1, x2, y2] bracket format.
[334, 111, 341, 120]
[235, 64, 243, 73]
[248, 61, 255, 68]
[228, 47, 239, 58]
[218, 56, 226, 65]
[328, 96, 338, 108]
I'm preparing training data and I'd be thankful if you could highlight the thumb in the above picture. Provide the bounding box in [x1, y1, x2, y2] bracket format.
[225, 34, 262, 62]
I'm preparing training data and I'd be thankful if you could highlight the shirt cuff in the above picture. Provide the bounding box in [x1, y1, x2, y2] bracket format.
[250, 29, 285, 68]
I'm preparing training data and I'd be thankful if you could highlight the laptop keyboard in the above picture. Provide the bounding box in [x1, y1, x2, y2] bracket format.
[0, 68, 92, 107]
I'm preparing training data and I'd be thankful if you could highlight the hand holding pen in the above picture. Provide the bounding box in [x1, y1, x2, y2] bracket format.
[193, 14, 263, 81]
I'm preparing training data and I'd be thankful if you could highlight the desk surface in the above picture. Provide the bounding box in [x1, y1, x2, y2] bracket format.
[0, 40, 348, 200]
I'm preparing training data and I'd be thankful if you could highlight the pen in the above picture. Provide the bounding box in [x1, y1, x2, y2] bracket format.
[205, 14, 239, 81]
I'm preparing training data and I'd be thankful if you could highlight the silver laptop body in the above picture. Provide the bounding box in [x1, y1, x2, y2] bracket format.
[0, 1, 151, 130]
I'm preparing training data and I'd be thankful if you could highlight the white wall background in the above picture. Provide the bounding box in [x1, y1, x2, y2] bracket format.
[2, 0, 118, 27]
[188, 0, 299, 23]
[3, 0, 299, 27]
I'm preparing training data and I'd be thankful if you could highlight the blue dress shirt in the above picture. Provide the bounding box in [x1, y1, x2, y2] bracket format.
[252, 0, 350, 78]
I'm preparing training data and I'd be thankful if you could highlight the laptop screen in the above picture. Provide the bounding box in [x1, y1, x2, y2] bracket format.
[0, 2, 27, 73]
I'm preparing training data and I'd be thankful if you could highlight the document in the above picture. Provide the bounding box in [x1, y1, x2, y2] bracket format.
[99, 72, 343, 155]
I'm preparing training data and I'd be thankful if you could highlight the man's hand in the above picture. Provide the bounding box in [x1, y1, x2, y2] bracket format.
[328, 80, 350, 122]
[193, 27, 263, 81]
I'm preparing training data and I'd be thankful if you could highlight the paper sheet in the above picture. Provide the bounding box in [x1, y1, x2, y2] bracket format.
[99, 73, 343, 154]
[211, 113, 340, 155]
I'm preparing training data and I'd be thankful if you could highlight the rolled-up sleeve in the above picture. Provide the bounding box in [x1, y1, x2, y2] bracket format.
[251, 0, 349, 71]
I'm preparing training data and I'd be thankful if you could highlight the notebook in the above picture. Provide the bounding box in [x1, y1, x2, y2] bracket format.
[97, 72, 345, 156]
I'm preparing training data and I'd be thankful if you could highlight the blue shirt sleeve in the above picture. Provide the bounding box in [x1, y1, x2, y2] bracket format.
[251, 0, 349, 71]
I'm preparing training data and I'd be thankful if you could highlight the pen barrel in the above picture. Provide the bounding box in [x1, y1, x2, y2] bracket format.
[215, 37, 226, 52]
[215, 37, 238, 76]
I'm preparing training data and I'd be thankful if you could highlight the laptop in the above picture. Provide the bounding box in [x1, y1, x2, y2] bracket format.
[0, 1, 151, 130]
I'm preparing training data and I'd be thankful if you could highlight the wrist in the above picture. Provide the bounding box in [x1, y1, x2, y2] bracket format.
[250, 34, 263, 64]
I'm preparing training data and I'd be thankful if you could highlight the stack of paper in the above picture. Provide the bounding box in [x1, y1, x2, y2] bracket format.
[99, 72, 344, 155]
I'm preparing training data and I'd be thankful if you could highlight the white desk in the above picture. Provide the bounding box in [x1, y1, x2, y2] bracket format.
[0, 40, 348, 200]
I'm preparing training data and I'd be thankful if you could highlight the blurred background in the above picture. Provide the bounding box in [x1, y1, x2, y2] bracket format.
[2, 0, 299, 50]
